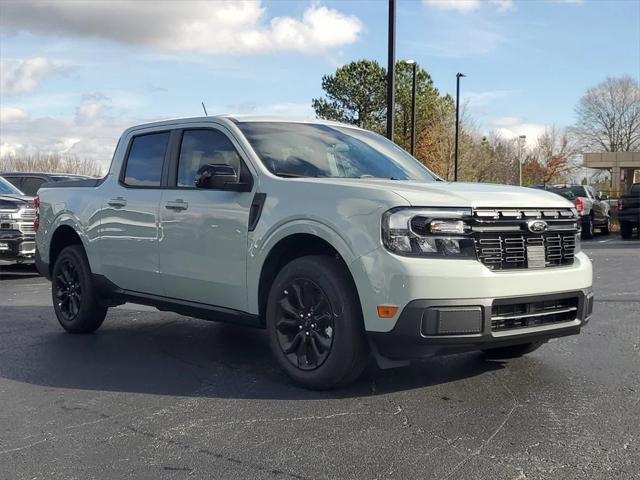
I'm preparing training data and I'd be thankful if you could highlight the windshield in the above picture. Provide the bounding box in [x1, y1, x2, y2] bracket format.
[237, 122, 438, 182]
[0, 176, 23, 195]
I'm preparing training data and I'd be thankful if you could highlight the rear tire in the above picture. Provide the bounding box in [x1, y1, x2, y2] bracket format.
[620, 221, 633, 239]
[600, 217, 611, 235]
[266, 255, 369, 390]
[51, 245, 107, 334]
[581, 216, 594, 239]
[482, 341, 544, 359]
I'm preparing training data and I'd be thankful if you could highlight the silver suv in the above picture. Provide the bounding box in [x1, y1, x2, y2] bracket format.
[35, 116, 593, 389]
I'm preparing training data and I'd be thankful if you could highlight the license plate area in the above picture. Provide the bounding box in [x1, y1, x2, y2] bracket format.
[526, 245, 546, 269]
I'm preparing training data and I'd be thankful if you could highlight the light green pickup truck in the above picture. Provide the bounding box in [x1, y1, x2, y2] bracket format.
[35, 116, 594, 389]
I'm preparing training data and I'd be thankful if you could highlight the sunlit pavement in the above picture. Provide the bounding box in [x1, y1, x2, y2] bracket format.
[0, 237, 638, 479]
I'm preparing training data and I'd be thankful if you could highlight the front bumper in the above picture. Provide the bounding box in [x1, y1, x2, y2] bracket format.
[0, 230, 36, 265]
[369, 288, 594, 360]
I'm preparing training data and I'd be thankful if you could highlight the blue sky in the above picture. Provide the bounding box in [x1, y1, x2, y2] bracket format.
[1, 0, 639, 166]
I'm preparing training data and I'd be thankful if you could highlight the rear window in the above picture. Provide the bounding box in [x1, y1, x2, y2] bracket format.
[123, 132, 170, 187]
[549, 186, 587, 198]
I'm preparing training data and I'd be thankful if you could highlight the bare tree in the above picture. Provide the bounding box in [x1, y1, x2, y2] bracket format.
[524, 127, 579, 186]
[0, 152, 103, 177]
[572, 76, 640, 152]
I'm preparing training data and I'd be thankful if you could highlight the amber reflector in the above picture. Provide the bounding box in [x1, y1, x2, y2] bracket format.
[377, 306, 398, 318]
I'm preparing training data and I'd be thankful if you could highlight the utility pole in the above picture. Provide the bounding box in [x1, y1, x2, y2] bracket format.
[454, 72, 465, 181]
[518, 134, 526, 186]
[386, 0, 396, 141]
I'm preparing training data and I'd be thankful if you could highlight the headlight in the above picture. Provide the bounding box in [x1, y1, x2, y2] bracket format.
[382, 208, 477, 258]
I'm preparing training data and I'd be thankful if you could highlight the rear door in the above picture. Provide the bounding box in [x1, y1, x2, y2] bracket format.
[158, 126, 255, 311]
[98, 130, 170, 294]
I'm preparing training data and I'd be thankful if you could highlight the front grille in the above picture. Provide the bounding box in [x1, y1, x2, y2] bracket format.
[474, 233, 577, 270]
[471, 208, 578, 270]
[491, 297, 579, 331]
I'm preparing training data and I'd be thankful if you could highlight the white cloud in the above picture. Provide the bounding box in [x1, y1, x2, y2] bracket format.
[0, 57, 64, 95]
[492, 117, 547, 143]
[1, 1, 362, 55]
[0, 93, 137, 167]
[423, 0, 513, 13]
[465, 90, 513, 106]
[0, 107, 29, 123]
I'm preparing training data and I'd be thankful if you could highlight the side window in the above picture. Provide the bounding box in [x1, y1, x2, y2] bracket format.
[21, 177, 46, 195]
[4, 177, 23, 191]
[123, 132, 170, 187]
[177, 129, 246, 188]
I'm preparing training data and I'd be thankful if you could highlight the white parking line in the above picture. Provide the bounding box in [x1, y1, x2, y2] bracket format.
[598, 239, 613, 243]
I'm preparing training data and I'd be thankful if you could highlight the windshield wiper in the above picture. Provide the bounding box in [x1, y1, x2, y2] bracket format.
[275, 172, 314, 178]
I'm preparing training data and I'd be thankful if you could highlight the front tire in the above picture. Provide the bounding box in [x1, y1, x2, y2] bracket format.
[482, 341, 544, 359]
[620, 221, 633, 239]
[581, 215, 594, 239]
[52, 245, 107, 334]
[266, 255, 369, 390]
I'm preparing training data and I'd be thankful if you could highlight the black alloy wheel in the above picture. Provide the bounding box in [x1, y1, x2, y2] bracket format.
[54, 258, 82, 321]
[275, 278, 335, 370]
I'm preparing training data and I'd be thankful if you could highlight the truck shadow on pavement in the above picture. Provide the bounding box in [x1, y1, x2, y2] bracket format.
[0, 306, 507, 400]
[0, 264, 40, 280]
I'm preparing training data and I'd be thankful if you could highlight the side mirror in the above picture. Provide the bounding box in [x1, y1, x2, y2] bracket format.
[195, 164, 251, 192]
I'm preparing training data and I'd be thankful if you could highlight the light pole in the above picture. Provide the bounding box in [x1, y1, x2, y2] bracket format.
[404, 60, 417, 156]
[518, 134, 526, 186]
[454, 72, 466, 181]
[386, 0, 396, 141]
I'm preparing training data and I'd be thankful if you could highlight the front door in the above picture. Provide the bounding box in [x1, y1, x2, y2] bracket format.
[158, 127, 254, 311]
[98, 131, 169, 294]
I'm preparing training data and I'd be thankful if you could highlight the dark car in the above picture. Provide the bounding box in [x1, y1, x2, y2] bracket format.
[618, 183, 640, 239]
[0, 176, 37, 266]
[1, 172, 92, 196]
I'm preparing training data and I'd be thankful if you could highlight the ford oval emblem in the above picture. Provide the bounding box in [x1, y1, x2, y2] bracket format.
[527, 220, 548, 233]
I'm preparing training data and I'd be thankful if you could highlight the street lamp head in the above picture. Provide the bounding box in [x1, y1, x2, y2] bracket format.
[519, 134, 526, 139]
[456, 72, 466, 78]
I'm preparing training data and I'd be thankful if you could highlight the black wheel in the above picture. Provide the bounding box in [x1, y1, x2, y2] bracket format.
[482, 341, 544, 359]
[600, 217, 610, 235]
[266, 255, 369, 389]
[620, 221, 633, 239]
[52, 245, 107, 334]
[581, 216, 594, 239]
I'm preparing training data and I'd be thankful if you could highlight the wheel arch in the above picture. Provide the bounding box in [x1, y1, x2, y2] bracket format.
[48, 225, 85, 277]
[255, 231, 362, 325]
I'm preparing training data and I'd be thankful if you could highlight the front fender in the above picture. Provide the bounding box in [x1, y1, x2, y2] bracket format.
[246, 217, 360, 315]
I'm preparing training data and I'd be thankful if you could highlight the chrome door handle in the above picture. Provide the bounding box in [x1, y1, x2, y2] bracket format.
[165, 200, 188, 211]
[107, 197, 127, 208]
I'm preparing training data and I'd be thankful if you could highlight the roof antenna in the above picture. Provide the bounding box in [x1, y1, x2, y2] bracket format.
[201, 101, 208, 116]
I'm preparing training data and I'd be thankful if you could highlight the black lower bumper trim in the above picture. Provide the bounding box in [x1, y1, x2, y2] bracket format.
[368, 288, 593, 360]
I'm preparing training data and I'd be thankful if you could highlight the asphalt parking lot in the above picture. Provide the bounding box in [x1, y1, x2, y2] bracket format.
[1, 237, 638, 480]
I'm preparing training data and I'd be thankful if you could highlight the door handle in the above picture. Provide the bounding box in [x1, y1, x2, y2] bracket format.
[165, 200, 188, 211]
[107, 197, 127, 208]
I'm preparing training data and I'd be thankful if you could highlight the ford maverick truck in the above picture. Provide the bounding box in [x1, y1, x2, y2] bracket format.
[35, 116, 594, 389]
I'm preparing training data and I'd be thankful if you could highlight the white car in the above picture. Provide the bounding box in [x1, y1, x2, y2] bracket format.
[35, 116, 594, 389]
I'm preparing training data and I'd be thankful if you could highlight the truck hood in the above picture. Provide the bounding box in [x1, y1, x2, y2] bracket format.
[302, 178, 573, 209]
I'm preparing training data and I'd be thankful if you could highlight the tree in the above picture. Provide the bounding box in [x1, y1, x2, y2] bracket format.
[572, 76, 640, 152]
[0, 152, 103, 177]
[523, 127, 578, 186]
[311, 60, 387, 131]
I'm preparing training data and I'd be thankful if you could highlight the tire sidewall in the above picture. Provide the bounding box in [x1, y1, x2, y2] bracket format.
[266, 256, 366, 388]
[52, 245, 105, 333]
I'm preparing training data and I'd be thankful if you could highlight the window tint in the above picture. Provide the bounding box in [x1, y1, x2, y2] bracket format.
[177, 129, 244, 188]
[237, 122, 437, 181]
[4, 177, 24, 191]
[124, 132, 169, 187]
[21, 177, 46, 195]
